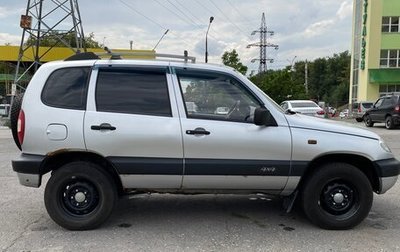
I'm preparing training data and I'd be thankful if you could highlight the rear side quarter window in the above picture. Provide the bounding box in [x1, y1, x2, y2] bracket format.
[41, 67, 91, 110]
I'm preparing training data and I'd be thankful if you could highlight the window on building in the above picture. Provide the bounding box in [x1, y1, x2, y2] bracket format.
[379, 84, 400, 97]
[382, 17, 400, 33]
[380, 50, 399, 68]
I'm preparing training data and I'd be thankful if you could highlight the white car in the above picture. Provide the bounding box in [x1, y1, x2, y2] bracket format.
[10, 51, 400, 230]
[280, 100, 325, 117]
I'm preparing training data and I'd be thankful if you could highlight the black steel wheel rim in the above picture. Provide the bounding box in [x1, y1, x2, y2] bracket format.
[320, 180, 358, 216]
[60, 177, 99, 216]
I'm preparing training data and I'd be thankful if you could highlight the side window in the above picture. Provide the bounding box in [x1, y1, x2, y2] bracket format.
[177, 70, 261, 122]
[374, 99, 383, 108]
[41, 67, 90, 110]
[96, 68, 171, 117]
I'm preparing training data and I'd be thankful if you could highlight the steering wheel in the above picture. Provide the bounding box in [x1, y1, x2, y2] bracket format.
[227, 100, 241, 118]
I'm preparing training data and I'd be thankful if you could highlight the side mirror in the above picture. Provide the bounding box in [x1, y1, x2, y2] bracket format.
[254, 107, 276, 126]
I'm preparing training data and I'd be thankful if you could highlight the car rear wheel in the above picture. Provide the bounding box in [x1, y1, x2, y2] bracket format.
[44, 161, 117, 230]
[10, 93, 24, 150]
[301, 163, 373, 230]
[385, 116, 394, 129]
[364, 115, 374, 127]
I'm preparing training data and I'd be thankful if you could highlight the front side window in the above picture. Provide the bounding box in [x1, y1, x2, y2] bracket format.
[41, 67, 90, 110]
[177, 70, 261, 123]
[96, 68, 171, 117]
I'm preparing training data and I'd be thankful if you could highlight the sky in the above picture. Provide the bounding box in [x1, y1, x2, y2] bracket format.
[0, 0, 353, 73]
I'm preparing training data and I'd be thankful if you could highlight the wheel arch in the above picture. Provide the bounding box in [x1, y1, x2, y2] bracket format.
[41, 151, 124, 195]
[298, 154, 380, 193]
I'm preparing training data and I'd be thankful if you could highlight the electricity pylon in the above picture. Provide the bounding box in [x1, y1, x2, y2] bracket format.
[247, 12, 278, 74]
[13, 0, 86, 93]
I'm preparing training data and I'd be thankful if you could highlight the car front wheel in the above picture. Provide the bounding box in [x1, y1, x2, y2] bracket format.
[44, 161, 117, 230]
[364, 115, 374, 127]
[301, 163, 373, 230]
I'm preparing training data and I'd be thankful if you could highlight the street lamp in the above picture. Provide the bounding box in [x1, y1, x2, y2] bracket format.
[205, 16, 214, 63]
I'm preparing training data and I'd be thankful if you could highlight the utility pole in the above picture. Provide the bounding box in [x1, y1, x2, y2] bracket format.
[247, 12, 278, 74]
[130, 40, 133, 50]
[304, 60, 309, 94]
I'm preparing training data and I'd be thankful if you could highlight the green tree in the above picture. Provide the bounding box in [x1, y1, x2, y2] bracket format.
[250, 69, 307, 104]
[221, 49, 248, 75]
[26, 32, 101, 48]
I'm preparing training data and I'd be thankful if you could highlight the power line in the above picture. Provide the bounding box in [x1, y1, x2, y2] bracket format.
[175, 0, 205, 25]
[119, 0, 166, 30]
[166, 0, 199, 26]
[208, 0, 252, 40]
[193, 0, 215, 16]
[225, 0, 256, 28]
[118, 0, 193, 48]
[153, 0, 194, 27]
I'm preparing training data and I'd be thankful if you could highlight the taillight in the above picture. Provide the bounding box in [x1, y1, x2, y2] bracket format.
[358, 104, 361, 113]
[395, 105, 400, 112]
[317, 110, 325, 115]
[17, 110, 25, 146]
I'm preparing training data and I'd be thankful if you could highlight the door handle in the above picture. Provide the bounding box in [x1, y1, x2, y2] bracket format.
[186, 127, 210, 135]
[91, 123, 116, 131]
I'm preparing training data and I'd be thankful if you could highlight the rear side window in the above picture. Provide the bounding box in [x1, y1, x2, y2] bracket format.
[41, 67, 91, 110]
[96, 68, 171, 117]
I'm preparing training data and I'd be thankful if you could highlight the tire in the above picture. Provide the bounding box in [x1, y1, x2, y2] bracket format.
[301, 163, 373, 230]
[364, 114, 374, 127]
[10, 93, 24, 150]
[385, 116, 394, 129]
[355, 117, 363, 122]
[44, 161, 117, 230]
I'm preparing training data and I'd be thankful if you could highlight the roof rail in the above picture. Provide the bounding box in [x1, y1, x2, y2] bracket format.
[65, 48, 196, 63]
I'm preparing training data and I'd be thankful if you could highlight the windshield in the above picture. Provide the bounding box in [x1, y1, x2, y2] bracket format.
[362, 103, 373, 108]
[290, 102, 319, 108]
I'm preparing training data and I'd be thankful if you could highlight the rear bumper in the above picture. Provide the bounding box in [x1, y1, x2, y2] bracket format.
[12, 154, 45, 188]
[373, 158, 400, 194]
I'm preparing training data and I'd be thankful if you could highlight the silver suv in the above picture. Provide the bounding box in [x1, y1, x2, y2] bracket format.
[11, 52, 400, 230]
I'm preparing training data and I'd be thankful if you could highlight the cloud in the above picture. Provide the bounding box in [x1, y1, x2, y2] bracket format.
[304, 19, 336, 37]
[337, 1, 353, 20]
[0, 33, 21, 45]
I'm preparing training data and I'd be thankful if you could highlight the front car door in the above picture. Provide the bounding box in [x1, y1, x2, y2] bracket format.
[172, 67, 292, 193]
[84, 65, 184, 189]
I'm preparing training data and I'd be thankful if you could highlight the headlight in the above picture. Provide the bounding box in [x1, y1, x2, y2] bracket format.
[379, 139, 392, 153]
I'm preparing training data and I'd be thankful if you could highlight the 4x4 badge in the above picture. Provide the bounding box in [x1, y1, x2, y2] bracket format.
[260, 167, 276, 173]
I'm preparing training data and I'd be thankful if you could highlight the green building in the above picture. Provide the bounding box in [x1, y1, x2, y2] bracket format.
[350, 0, 400, 104]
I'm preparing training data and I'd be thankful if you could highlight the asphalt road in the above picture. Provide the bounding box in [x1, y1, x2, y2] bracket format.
[1, 121, 400, 252]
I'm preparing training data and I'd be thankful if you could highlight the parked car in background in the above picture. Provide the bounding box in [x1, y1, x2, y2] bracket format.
[0, 104, 10, 117]
[280, 100, 325, 117]
[328, 106, 336, 116]
[364, 95, 400, 129]
[353, 101, 374, 122]
[339, 109, 349, 119]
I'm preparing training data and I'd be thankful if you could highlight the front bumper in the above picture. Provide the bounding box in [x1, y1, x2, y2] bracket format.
[373, 158, 400, 194]
[12, 154, 45, 188]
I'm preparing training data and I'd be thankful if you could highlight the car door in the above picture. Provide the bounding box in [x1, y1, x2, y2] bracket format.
[369, 98, 384, 121]
[172, 68, 292, 192]
[84, 65, 184, 189]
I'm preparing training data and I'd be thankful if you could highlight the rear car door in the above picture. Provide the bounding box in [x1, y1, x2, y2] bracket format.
[84, 65, 184, 189]
[172, 68, 292, 192]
